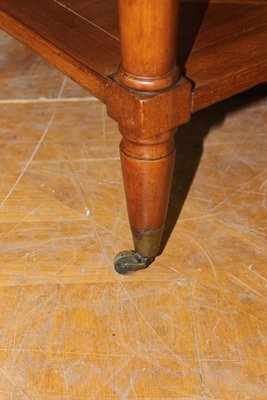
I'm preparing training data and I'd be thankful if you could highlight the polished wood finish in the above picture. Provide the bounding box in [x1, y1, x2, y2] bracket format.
[107, 76, 192, 136]
[120, 131, 176, 229]
[0, 9, 107, 102]
[117, 0, 180, 91]
[106, 75, 191, 257]
[115, 0, 182, 257]
[0, 0, 120, 102]
[1, 1, 266, 109]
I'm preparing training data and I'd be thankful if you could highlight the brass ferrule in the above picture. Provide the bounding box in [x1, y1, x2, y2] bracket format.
[131, 225, 165, 257]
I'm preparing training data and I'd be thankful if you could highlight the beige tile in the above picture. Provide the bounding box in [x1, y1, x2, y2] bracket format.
[161, 216, 266, 319]
[0, 31, 64, 100]
[0, 283, 201, 399]
[202, 361, 267, 400]
[191, 285, 266, 361]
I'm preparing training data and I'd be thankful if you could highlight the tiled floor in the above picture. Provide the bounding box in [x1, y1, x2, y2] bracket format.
[0, 30, 266, 399]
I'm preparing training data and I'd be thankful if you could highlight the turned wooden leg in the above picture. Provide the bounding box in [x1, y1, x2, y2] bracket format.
[114, 129, 176, 274]
[117, 0, 180, 92]
[107, 0, 191, 273]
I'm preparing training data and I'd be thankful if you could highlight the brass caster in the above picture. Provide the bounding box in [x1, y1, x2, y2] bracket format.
[114, 250, 154, 275]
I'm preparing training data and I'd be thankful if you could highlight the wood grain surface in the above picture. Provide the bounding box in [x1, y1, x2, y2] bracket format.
[1, 0, 266, 109]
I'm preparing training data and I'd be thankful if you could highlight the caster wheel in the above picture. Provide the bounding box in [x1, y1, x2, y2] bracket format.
[114, 250, 154, 275]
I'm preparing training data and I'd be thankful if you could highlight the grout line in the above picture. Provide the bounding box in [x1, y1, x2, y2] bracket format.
[28, 157, 120, 164]
[0, 113, 55, 210]
[0, 97, 97, 105]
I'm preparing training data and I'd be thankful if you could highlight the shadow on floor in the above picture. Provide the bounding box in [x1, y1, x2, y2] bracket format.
[160, 84, 267, 252]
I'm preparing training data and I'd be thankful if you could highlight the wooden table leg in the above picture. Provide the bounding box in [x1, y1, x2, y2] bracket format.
[114, 0, 181, 274]
[117, 0, 180, 92]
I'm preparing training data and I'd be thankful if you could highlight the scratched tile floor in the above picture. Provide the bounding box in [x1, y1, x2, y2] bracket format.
[0, 30, 266, 399]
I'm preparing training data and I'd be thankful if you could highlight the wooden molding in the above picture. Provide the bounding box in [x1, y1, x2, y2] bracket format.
[106, 76, 192, 137]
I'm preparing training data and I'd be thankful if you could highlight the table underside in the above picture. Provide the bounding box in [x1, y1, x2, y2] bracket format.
[0, 0, 266, 110]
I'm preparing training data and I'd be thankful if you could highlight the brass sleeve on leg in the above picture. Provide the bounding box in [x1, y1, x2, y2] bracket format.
[131, 225, 164, 258]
